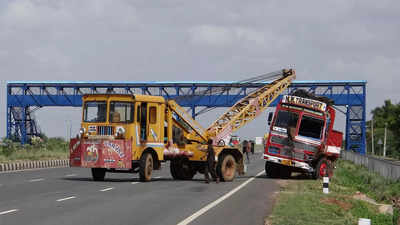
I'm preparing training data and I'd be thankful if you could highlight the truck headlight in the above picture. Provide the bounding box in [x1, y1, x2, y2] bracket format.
[115, 126, 125, 137]
[79, 127, 86, 138]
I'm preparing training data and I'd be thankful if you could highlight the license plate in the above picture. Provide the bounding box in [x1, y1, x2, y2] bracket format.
[281, 159, 292, 166]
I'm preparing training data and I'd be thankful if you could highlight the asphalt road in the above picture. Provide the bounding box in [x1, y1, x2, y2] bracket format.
[0, 153, 278, 225]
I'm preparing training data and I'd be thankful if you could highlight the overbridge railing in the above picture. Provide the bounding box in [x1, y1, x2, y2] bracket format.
[6, 80, 366, 154]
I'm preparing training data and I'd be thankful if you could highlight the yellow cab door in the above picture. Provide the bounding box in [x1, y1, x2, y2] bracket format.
[147, 103, 162, 144]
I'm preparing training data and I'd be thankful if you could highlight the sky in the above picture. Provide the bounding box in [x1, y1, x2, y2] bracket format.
[0, 0, 399, 140]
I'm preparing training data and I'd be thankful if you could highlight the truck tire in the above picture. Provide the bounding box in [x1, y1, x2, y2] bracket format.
[171, 158, 195, 180]
[217, 154, 236, 182]
[139, 152, 153, 182]
[314, 158, 332, 179]
[178, 158, 196, 180]
[170, 159, 179, 180]
[265, 162, 280, 178]
[279, 167, 291, 179]
[91, 168, 106, 181]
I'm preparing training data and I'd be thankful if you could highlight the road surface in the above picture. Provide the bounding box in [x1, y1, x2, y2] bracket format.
[0, 153, 278, 225]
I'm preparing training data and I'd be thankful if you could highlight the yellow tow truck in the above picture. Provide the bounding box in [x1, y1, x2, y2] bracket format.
[70, 69, 296, 182]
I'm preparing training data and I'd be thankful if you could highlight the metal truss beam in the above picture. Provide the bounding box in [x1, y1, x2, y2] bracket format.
[6, 80, 366, 154]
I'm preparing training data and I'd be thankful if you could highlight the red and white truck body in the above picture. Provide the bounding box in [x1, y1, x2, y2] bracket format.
[264, 93, 343, 178]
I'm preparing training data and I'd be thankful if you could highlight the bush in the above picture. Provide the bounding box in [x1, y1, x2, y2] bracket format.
[0, 137, 69, 162]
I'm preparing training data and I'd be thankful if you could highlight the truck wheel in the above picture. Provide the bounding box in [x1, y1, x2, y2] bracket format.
[265, 162, 279, 178]
[178, 158, 196, 180]
[314, 158, 332, 179]
[91, 168, 106, 181]
[170, 159, 179, 180]
[171, 158, 195, 180]
[279, 167, 291, 179]
[139, 152, 153, 182]
[218, 154, 237, 182]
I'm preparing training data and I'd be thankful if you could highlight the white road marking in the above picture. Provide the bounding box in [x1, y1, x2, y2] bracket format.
[131, 182, 139, 184]
[0, 209, 19, 215]
[100, 187, 114, 192]
[56, 196, 76, 202]
[65, 174, 77, 177]
[177, 170, 264, 225]
[153, 176, 162, 179]
[28, 178, 45, 182]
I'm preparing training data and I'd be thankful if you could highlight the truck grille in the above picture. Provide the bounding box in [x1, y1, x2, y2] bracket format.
[270, 135, 318, 152]
[97, 126, 114, 136]
[279, 147, 305, 161]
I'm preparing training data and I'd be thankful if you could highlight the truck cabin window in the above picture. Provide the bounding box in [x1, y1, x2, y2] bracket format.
[109, 102, 134, 123]
[84, 101, 107, 122]
[274, 110, 299, 129]
[298, 115, 324, 139]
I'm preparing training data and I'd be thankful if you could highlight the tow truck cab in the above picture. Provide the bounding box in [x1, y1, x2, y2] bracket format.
[264, 94, 343, 178]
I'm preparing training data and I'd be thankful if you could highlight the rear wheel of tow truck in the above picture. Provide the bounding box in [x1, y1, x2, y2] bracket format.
[217, 154, 237, 182]
[139, 152, 153, 182]
[178, 158, 196, 180]
[313, 158, 332, 179]
[170, 158, 195, 180]
[91, 168, 106, 181]
[170, 159, 179, 180]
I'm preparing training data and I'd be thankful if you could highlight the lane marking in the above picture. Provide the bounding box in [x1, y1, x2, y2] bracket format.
[153, 176, 162, 179]
[65, 174, 77, 177]
[56, 196, 76, 202]
[28, 178, 45, 182]
[177, 170, 264, 225]
[100, 187, 114, 192]
[0, 209, 19, 215]
[131, 182, 139, 184]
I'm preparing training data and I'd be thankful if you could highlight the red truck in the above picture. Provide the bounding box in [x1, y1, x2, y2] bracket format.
[264, 90, 342, 179]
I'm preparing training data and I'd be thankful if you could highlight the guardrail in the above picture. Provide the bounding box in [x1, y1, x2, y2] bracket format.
[341, 150, 400, 181]
[0, 159, 69, 172]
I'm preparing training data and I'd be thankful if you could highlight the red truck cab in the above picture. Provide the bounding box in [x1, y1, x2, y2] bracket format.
[264, 92, 342, 179]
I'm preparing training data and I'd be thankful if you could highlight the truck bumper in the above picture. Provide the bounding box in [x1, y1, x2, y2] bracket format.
[69, 138, 132, 169]
[263, 154, 313, 172]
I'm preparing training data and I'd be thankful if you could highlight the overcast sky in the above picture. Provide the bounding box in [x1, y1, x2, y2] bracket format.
[0, 0, 399, 140]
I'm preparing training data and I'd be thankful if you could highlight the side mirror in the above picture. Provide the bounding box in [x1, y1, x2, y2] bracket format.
[267, 112, 273, 126]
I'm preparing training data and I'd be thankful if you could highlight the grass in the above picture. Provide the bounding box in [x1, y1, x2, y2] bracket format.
[332, 160, 400, 203]
[267, 160, 398, 225]
[0, 137, 69, 163]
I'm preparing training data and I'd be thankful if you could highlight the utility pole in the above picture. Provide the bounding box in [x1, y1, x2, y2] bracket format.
[371, 117, 375, 155]
[383, 122, 387, 157]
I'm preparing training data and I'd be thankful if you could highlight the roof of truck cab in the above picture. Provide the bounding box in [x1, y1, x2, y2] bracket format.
[83, 94, 165, 103]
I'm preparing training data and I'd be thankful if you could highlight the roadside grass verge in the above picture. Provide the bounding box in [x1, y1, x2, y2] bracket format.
[267, 160, 399, 225]
[0, 137, 69, 163]
[332, 160, 400, 203]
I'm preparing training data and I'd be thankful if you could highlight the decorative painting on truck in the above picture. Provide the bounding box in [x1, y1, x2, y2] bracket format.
[69, 139, 132, 169]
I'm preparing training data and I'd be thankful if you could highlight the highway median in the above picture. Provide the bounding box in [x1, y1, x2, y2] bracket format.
[0, 137, 69, 171]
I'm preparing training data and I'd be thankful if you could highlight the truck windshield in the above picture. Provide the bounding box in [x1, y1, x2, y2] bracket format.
[84, 101, 107, 122]
[274, 110, 299, 129]
[109, 102, 134, 123]
[298, 115, 324, 139]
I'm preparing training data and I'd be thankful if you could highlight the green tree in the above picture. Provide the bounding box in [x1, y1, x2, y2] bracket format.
[367, 100, 400, 159]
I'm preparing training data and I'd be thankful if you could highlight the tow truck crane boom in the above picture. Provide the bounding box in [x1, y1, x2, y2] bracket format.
[207, 69, 296, 144]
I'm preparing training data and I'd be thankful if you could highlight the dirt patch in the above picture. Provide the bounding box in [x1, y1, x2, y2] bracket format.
[321, 197, 352, 211]
[276, 179, 291, 187]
